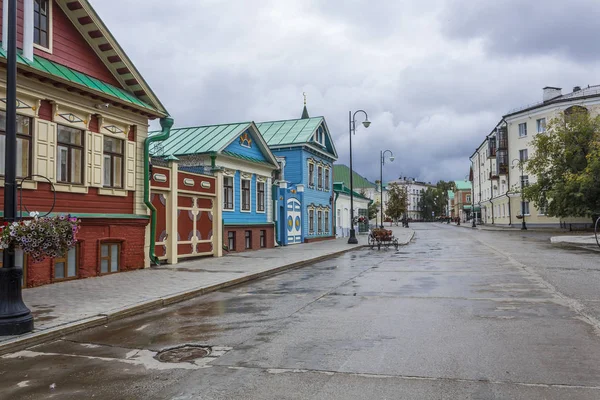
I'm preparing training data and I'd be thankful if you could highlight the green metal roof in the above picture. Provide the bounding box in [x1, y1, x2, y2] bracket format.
[256, 117, 324, 146]
[0, 45, 159, 113]
[454, 180, 472, 191]
[221, 150, 273, 166]
[333, 182, 372, 202]
[150, 122, 252, 156]
[333, 164, 376, 189]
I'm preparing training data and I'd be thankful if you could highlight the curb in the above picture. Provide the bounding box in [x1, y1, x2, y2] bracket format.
[1, 239, 414, 356]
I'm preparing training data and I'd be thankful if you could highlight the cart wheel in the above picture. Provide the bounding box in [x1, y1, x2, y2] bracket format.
[377, 241, 381, 250]
[368, 235, 375, 249]
[394, 240, 399, 250]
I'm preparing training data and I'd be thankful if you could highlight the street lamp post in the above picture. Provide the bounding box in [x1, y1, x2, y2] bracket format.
[0, 0, 34, 335]
[348, 110, 371, 244]
[379, 150, 394, 228]
[512, 159, 527, 230]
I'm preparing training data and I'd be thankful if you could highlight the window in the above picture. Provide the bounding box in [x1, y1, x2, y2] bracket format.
[241, 179, 251, 211]
[519, 149, 528, 161]
[100, 243, 120, 274]
[54, 244, 78, 280]
[0, 111, 31, 178]
[245, 230, 252, 249]
[324, 168, 330, 190]
[523, 201, 530, 215]
[325, 211, 329, 233]
[224, 176, 234, 210]
[317, 210, 323, 233]
[103, 137, 124, 188]
[257, 181, 265, 212]
[317, 166, 323, 189]
[536, 118, 546, 133]
[277, 159, 285, 181]
[228, 231, 236, 250]
[518, 123, 527, 137]
[466, 195, 471, 203]
[521, 175, 529, 187]
[260, 230, 266, 248]
[309, 209, 315, 234]
[308, 163, 315, 186]
[34, 0, 50, 49]
[57, 125, 84, 184]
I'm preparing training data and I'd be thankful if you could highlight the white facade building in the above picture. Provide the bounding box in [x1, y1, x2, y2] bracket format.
[386, 178, 436, 220]
[471, 85, 600, 227]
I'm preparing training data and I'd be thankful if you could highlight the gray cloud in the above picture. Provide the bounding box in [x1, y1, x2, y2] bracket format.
[440, 0, 600, 62]
[92, 0, 600, 184]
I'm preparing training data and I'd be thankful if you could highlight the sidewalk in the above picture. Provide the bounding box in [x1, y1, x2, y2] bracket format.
[0, 228, 415, 355]
[550, 234, 598, 247]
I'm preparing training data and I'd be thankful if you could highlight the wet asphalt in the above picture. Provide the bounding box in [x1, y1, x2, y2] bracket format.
[2, 223, 600, 399]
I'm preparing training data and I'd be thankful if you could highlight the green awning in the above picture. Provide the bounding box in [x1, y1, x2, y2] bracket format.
[463, 205, 481, 211]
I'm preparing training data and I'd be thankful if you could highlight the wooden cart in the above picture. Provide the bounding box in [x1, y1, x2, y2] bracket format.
[368, 228, 399, 250]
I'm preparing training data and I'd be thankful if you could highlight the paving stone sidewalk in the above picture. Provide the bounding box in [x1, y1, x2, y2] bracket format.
[0, 228, 414, 354]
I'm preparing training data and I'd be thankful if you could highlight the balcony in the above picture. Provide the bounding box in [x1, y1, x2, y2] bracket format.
[497, 127, 508, 150]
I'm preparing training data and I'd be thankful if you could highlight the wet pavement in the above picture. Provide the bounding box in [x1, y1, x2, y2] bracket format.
[2, 223, 600, 399]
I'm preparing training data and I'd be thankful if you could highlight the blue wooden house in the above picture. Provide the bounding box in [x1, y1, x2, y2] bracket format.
[151, 122, 280, 252]
[256, 109, 338, 245]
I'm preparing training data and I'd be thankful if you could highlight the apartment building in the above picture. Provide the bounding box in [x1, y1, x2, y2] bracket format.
[471, 86, 600, 227]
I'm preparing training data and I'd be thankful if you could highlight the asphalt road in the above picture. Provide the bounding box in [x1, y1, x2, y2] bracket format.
[2, 223, 600, 400]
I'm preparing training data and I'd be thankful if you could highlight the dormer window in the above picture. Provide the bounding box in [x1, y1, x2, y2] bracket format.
[314, 127, 325, 146]
[34, 0, 51, 50]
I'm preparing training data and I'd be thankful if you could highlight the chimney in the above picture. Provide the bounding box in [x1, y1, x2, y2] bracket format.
[543, 87, 562, 102]
[573, 86, 581, 92]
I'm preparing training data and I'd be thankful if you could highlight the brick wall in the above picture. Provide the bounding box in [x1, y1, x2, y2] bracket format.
[224, 225, 274, 253]
[23, 218, 148, 288]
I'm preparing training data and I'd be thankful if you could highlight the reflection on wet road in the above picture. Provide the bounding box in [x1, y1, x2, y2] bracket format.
[2, 223, 600, 399]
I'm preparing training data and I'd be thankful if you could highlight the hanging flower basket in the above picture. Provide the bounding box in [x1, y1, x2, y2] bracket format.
[516, 215, 523, 219]
[353, 216, 367, 224]
[0, 213, 80, 262]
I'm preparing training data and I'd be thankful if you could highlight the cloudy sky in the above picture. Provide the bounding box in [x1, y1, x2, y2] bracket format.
[95, 0, 600, 184]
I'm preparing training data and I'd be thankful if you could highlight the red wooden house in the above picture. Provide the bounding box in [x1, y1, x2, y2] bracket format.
[0, 0, 170, 287]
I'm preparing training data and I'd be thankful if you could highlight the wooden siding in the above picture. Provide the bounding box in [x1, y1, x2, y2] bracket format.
[223, 171, 269, 225]
[0, 0, 121, 86]
[223, 132, 269, 163]
[0, 183, 134, 214]
[301, 150, 334, 238]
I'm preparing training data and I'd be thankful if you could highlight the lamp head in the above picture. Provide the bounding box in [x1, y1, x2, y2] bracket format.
[390, 156, 395, 162]
[362, 120, 371, 128]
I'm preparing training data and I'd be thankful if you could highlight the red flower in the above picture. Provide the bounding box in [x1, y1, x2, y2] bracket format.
[3, 222, 8, 226]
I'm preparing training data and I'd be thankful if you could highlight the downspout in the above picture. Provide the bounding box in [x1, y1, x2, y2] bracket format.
[489, 156, 494, 224]
[505, 164, 512, 226]
[273, 182, 281, 245]
[144, 117, 174, 265]
[477, 151, 482, 223]
[334, 191, 340, 236]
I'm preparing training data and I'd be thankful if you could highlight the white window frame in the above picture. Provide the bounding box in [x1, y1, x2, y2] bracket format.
[241, 177, 251, 212]
[317, 210, 323, 234]
[308, 207, 315, 234]
[523, 201, 530, 216]
[256, 180, 266, 213]
[324, 167, 330, 190]
[519, 149, 528, 161]
[536, 118, 546, 133]
[308, 161, 315, 187]
[33, 0, 53, 54]
[325, 210, 329, 233]
[223, 175, 235, 211]
[317, 165, 323, 190]
[518, 123, 527, 137]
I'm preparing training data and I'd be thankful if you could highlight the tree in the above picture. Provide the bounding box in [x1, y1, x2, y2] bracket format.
[385, 183, 407, 222]
[417, 182, 451, 221]
[368, 201, 379, 220]
[523, 110, 600, 221]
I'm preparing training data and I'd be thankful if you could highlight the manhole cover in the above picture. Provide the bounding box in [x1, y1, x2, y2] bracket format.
[155, 345, 211, 363]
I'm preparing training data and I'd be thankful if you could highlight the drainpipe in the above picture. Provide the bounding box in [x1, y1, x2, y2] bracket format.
[489, 157, 494, 224]
[477, 151, 482, 224]
[504, 170, 512, 226]
[333, 191, 340, 237]
[273, 182, 281, 245]
[144, 117, 174, 265]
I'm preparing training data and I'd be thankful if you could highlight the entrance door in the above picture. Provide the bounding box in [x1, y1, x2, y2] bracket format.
[286, 198, 302, 244]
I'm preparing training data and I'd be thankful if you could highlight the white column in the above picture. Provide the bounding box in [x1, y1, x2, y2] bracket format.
[23, 0, 34, 61]
[2, 0, 8, 51]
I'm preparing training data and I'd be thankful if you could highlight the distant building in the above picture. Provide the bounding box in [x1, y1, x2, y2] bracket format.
[453, 180, 472, 222]
[333, 182, 372, 237]
[471, 86, 600, 227]
[332, 164, 376, 228]
[386, 178, 436, 220]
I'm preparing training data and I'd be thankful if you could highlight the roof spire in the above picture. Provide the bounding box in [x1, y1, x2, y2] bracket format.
[301, 92, 309, 119]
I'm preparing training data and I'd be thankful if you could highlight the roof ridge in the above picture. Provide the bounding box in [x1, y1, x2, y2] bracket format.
[257, 116, 323, 124]
[150, 121, 253, 134]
